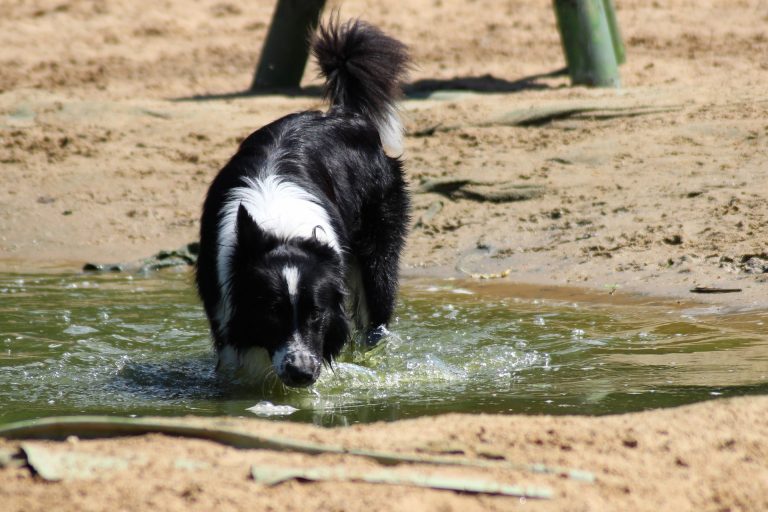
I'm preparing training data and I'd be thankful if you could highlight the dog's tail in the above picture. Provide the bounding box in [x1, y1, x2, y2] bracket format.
[312, 18, 410, 154]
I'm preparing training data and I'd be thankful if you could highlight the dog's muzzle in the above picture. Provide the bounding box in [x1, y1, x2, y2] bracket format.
[274, 345, 321, 387]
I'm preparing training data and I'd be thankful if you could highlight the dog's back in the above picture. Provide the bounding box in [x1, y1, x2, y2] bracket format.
[196, 19, 411, 386]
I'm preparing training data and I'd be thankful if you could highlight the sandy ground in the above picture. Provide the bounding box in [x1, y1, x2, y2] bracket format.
[2, 397, 768, 512]
[1, 0, 767, 510]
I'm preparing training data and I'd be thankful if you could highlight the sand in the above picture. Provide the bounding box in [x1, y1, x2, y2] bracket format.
[1, 0, 767, 510]
[2, 397, 767, 512]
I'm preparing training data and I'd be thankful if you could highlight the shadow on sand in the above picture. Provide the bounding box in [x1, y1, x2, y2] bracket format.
[171, 68, 567, 102]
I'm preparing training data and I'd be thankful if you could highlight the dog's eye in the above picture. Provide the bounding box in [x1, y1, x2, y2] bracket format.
[310, 310, 324, 324]
[264, 300, 286, 317]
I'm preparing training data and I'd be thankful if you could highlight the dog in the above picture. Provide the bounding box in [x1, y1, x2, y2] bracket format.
[195, 18, 411, 388]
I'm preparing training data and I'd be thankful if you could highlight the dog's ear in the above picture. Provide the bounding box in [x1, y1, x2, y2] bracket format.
[312, 225, 326, 240]
[323, 288, 349, 362]
[323, 310, 349, 362]
[236, 204, 275, 254]
[236, 203, 256, 247]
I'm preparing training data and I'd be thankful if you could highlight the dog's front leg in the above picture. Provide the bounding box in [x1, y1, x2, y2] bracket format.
[356, 188, 409, 345]
[357, 250, 399, 346]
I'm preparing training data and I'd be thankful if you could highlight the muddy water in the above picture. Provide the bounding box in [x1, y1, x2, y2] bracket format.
[1, 271, 766, 426]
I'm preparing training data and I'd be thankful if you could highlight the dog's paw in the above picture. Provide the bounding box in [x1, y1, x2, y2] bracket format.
[365, 325, 390, 347]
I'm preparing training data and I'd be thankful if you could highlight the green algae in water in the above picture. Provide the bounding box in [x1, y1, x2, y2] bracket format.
[1, 272, 767, 427]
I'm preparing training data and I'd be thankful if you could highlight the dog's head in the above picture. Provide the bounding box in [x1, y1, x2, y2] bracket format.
[224, 205, 348, 387]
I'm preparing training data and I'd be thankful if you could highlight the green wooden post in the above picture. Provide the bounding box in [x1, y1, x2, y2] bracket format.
[602, 0, 625, 65]
[553, 0, 620, 87]
[250, 0, 326, 90]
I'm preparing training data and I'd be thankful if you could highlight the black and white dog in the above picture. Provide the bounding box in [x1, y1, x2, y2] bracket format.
[195, 19, 411, 388]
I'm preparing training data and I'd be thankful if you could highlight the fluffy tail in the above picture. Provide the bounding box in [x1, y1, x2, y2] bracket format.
[312, 18, 410, 154]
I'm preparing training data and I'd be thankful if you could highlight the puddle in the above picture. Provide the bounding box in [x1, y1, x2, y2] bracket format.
[1, 272, 767, 427]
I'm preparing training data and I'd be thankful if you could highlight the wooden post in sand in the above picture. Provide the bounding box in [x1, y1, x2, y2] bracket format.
[250, 0, 326, 90]
[553, 0, 621, 87]
[602, 0, 626, 65]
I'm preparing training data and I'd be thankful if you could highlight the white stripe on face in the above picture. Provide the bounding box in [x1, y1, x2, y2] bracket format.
[283, 266, 299, 299]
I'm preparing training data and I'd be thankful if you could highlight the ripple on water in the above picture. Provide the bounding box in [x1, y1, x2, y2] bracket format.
[1, 272, 767, 426]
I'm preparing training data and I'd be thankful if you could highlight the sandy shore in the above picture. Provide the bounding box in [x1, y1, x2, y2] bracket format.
[2, 397, 767, 512]
[1, 0, 767, 510]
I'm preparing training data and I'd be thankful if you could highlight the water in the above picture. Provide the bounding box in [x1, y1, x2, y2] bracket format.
[1, 271, 767, 427]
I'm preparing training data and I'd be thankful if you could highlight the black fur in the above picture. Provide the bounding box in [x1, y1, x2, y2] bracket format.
[313, 17, 410, 132]
[195, 19, 411, 387]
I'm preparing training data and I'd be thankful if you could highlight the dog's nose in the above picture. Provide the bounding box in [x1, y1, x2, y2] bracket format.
[284, 361, 315, 387]
[282, 355, 318, 387]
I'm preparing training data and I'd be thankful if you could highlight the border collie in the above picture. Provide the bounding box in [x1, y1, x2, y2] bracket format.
[195, 19, 411, 388]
